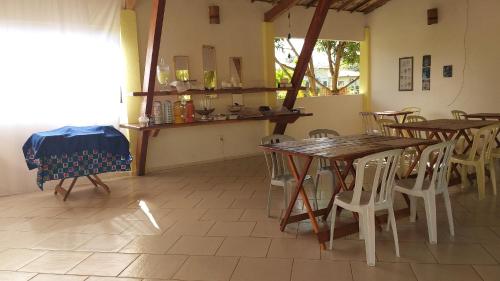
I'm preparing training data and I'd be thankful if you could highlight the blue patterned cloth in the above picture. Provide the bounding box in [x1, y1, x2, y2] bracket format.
[23, 126, 132, 189]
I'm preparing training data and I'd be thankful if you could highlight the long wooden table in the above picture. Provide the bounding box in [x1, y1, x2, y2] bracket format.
[260, 134, 437, 249]
[374, 110, 415, 123]
[388, 119, 497, 180]
[464, 113, 500, 120]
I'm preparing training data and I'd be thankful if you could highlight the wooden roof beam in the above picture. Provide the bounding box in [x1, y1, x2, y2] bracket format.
[349, 0, 371, 12]
[305, 0, 319, 8]
[275, 0, 334, 133]
[362, 0, 391, 13]
[336, 0, 355, 11]
[264, 0, 301, 22]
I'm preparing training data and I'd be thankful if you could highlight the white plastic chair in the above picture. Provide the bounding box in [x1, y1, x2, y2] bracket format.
[449, 123, 499, 199]
[261, 135, 316, 217]
[308, 129, 340, 208]
[393, 141, 456, 244]
[329, 149, 403, 266]
[360, 112, 380, 135]
[377, 118, 397, 137]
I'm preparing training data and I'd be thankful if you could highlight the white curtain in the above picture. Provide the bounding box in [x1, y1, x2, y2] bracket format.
[0, 0, 122, 195]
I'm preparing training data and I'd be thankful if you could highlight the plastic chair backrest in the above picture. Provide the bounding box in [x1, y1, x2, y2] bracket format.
[405, 115, 428, 138]
[411, 141, 456, 192]
[351, 149, 402, 206]
[468, 123, 500, 162]
[359, 112, 378, 135]
[451, 110, 468, 120]
[377, 119, 397, 137]
[402, 107, 421, 115]
[309, 129, 340, 169]
[261, 134, 295, 180]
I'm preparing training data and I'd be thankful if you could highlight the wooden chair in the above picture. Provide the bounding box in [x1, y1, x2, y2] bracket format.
[329, 149, 403, 266]
[449, 123, 500, 199]
[261, 135, 317, 217]
[393, 141, 456, 244]
[309, 129, 340, 206]
[359, 112, 379, 135]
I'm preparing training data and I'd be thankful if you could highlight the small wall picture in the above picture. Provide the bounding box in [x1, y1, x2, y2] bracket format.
[399, 57, 414, 91]
[443, 65, 453, 78]
[422, 55, 431, 91]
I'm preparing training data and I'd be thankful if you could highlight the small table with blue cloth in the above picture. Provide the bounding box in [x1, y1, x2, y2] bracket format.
[23, 126, 132, 201]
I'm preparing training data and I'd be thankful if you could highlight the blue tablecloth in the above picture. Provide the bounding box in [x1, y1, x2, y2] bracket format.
[23, 126, 132, 189]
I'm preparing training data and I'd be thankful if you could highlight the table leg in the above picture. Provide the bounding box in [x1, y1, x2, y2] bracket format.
[54, 179, 65, 195]
[91, 175, 111, 194]
[323, 160, 354, 221]
[63, 177, 78, 201]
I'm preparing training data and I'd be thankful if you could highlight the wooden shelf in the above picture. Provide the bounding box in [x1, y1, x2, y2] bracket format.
[131, 87, 304, 97]
[120, 113, 313, 131]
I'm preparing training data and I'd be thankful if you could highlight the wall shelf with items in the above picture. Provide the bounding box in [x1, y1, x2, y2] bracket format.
[131, 87, 305, 97]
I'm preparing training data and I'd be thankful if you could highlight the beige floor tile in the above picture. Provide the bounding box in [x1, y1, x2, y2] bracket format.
[168, 236, 224, 255]
[219, 189, 255, 199]
[0, 231, 52, 248]
[473, 265, 500, 281]
[81, 219, 132, 235]
[251, 221, 297, 238]
[375, 241, 436, 263]
[350, 261, 417, 281]
[291, 259, 352, 281]
[427, 243, 497, 264]
[166, 220, 215, 236]
[9, 218, 61, 232]
[0, 249, 46, 270]
[85, 277, 142, 281]
[69, 252, 138, 276]
[77, 234, 135, 252]
[120, 233, 181, 254]
[33, 233, 95, 250]
[482, 243, 500, 262]
[120, 220, 166, 236]
[231, 257, 293, 281]
[20, 251, 91, 274]
[201, 209, 244, 221]
[411, 264, 482, 281]
[267, 238, 320, 259]
[438, 226, 500, 243]
[322, 240, 366, 261]
[207, 221, 255, 237]
[216, 237, 271, 257]
[231, 198, 267, 209]
[163, 208, 208, 220]
[55, 208, 102, 219]
[239, 209, 280, 221]
[196, 198, 235, 209]
[0, 271, 36, 281]
[174, 256, 238, 281]
[29, 274, 88, 281]
[119, 254, 187, 279]
[160, 198, 201, 209]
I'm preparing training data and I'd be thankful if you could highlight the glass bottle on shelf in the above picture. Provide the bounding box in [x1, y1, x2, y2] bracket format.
[156, 57, 170, 89]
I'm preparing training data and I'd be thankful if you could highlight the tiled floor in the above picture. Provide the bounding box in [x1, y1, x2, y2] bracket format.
[0, 156, 499, 281]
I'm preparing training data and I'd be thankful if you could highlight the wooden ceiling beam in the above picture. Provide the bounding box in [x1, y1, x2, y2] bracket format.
[275, 0, 334, 134]
[264, 0, 301, 22]
[305, 0, 319, 8]
[362, 0, 390, 13]
[336, 0, 355, 11]
[349, 0, 371, 12]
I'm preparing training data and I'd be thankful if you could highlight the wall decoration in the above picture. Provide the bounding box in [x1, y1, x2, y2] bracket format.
[443, 65, 453, 78]
[422, 55, 431, 91]
[399, 57, 414, 91]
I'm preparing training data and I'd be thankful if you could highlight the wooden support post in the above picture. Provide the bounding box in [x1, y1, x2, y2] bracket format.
[136, 0, 166, 176]
[274, 0, 333, 134]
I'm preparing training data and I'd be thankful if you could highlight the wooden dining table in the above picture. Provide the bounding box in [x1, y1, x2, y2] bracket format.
[387, 119, 497, 181]
[464, 113, 500, 120]
[374, 110, 415, 123]
[259, 134, 437, 249]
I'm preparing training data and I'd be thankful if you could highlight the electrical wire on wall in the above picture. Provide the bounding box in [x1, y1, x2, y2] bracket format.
[448, 0, 470, 106]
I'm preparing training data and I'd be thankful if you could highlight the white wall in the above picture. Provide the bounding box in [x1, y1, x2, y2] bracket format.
[134, 0, 367, 171]
[368, 0, 500, 118]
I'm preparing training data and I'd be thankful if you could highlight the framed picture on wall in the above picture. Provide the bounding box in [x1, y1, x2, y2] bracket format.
[399, 57, 414, 91]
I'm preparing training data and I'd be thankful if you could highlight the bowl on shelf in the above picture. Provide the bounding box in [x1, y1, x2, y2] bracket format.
[195, 108, 215, 121]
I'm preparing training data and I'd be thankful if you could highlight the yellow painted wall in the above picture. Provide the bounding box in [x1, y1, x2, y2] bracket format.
[360, 27, 371, 111]
[120, 9, 142, 172]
